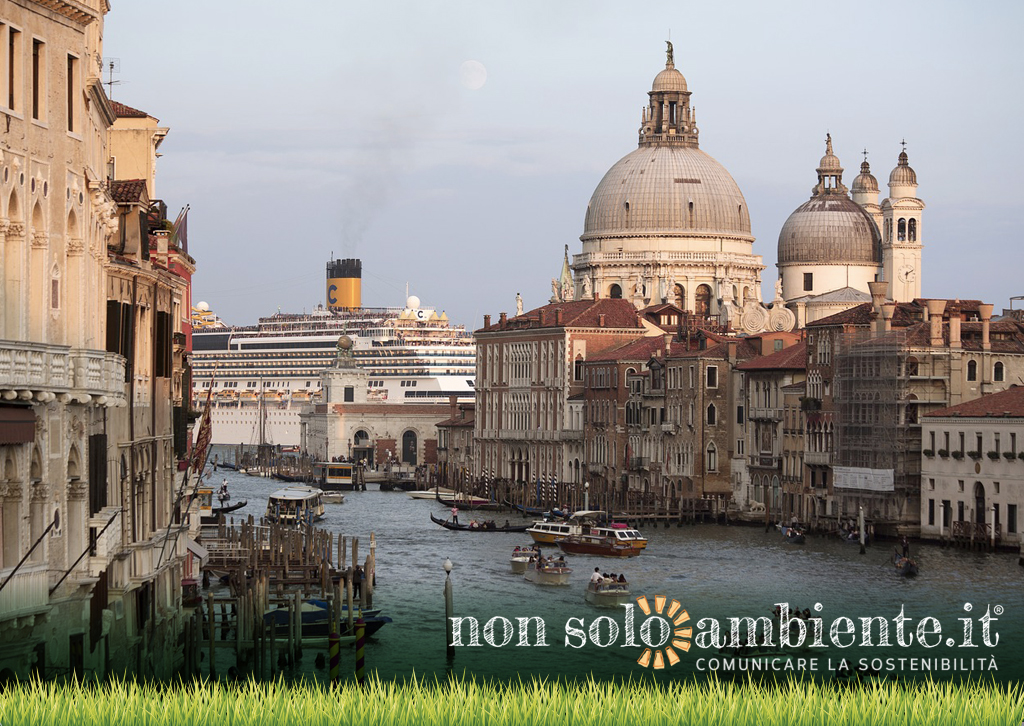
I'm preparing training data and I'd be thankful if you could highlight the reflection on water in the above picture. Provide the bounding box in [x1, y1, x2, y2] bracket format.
[205, 460, 1024, 682]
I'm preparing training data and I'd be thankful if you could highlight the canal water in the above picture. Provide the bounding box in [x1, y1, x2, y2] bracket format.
[204, 462, 1024, 683]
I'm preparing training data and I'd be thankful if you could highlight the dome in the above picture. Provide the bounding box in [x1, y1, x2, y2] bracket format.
[852, 160, 878, 193]
[652, 66, 687, 93]
[778, 195, 881, 266]
[889, 150, 917, 186]
[582, 144, 751, 240]
[336, 335, 353, 350]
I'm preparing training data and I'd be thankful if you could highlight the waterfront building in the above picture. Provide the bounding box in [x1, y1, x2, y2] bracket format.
[804, 287, 1024, 535]
[473, 298, 647, 491]
[920, 386, 1024, 546]
[435, 399, 475, 490]
[735, 341, 807, 515]
[0, 1, 193, 680]
[780, 138, 925, 316]
[300, 335, 449, 467]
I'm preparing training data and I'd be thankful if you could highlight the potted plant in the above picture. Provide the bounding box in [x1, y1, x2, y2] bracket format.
[938, 449, 949, 458]
[967, 450, 982, 460]
[952, 450, 964, 460]
[987, 451, 1001, 461]
[1004, 451, 1016, 461]
[922, 449, 935, 457]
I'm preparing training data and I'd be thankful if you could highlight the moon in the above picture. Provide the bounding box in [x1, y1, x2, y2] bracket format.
[459, 60, 487, 90]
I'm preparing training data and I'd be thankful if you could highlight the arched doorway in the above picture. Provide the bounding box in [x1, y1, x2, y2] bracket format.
[609, 284, 622, 299]
[695, 284, 712, 317]
[974, 482, 985, 524]
[673, 284, 686, 310]
[401, 431, 418, 465]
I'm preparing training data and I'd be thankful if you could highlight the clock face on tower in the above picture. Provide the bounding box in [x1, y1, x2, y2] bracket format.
[897, 265, 916, 283]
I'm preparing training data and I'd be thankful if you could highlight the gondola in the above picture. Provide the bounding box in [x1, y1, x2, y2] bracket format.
[893, 549, 919, 577]
[201, 499, 247, 524]
[779, 525, 806, 544]
[429, 513, 529, 532]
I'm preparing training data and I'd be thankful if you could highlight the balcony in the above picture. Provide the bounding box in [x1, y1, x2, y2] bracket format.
[0, 564, 51, 621]
[748, 407, 783, 421]
[0, 341, 126, 403]
[628, 457, 650, 470]
[88, 507, 123, 576]
[805, 451, 833, 466]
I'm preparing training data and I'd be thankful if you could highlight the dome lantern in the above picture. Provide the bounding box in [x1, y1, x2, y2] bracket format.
[639, 41, 698, 148]
[812, 134, 847, 196]
[888, 141, 918, 198]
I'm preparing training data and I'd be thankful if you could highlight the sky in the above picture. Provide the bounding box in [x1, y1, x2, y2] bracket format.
[103, 0, 1024, 331]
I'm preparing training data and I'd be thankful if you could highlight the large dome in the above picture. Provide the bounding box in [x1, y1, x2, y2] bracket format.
[582, 145, 752, 241]
[778, 195, 880, 265]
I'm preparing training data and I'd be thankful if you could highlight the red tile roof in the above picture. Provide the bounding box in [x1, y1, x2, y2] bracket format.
[478, 298, 641, 333]
[587, 335, 671, 362]
[111, 101, 151, 119]
[737, 340, 808, 371]
[109, 179, 148, 204]
[925, 385, 1024, 418]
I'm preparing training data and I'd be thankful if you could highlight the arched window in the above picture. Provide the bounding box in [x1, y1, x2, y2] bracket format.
[706, 403, 717, 426]
[706, 443, 717, 473]
[967, 360, 977, 382]
[897, 218, 906, 241]
[908, 218, 917, 242]
[673, 283, 686, 310]
[401, 430, 418, 465]
[994, 361, 1004, 382]
[695, 284, 712, 317]
[609, 284, 622, 299]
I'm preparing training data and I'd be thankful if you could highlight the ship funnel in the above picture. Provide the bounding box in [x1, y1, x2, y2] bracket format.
[326, 258, 362, 310]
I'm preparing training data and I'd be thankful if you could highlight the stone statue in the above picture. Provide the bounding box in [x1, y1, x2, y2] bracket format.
[515, 292, 523, 316]
[659, 277, 668, 302]
[633, 274, 645, 297]
[775, 277, 784, 300]
[666, 40, 674, 66]
[551, 278, 560, 301]
[561, 280, 574, 302]
[581, 275, 592, 298]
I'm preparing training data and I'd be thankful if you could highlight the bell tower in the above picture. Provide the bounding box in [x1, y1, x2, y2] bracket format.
[880, 143, 924, 302]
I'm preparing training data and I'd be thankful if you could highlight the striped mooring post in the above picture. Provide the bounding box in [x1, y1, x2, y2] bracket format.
[329, 631, 341, 685]
[355, 618, 366, 685]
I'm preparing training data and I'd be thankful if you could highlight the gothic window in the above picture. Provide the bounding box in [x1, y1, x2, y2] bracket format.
[706, 443, 718, 473]
[706, 403, 717, 426]
[967, 360, 977, 382]
[908, 218, 917, 242]
[994, 361, 1004, 382]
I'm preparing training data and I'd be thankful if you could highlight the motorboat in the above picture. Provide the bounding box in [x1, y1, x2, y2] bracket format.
[585, 578, 632, 607]
[510, 545, 540, 574]
[322, 491, 346, 504]
[407, 487, 456, 500]
[265, 486, 326, 525]
[437, 493, 497, 509]
[313, 461, 366, 492]
[523, 558, 571, 586]
[558, 533, 641, 557]
[526, 511, 648, 549]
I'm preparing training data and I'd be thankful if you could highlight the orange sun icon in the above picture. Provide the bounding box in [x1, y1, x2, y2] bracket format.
[635, 595, 691, 669]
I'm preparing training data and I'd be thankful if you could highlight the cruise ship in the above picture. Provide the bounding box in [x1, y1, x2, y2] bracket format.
[190, 259, 476, 446]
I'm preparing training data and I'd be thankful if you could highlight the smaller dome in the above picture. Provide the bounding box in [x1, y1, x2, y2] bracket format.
[889, 150, 917, 186]
[817, 133, 842, 172]
[652, 66, 687, 93]
[852, 160, 878, 193]
[406, 295, 421, 309]
[337, 335, 353, 350]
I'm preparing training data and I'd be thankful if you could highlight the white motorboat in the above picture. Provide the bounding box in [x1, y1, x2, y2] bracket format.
[585, 579, 632, 607]
[265, 486, 326, 525]
[406, 487, 456, 500]
[509, 545, 540, 574]
[524, 558, 572, 586]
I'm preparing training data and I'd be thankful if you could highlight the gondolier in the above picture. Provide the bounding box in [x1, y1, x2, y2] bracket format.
[451, 506, 459, 525]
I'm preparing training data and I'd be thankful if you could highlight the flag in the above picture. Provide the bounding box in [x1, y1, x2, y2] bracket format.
[170, 205, 190, 253]
[190, 385, 214, 472]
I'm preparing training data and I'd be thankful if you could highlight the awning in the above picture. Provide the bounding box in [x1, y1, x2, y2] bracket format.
[0, 405, 35, 444]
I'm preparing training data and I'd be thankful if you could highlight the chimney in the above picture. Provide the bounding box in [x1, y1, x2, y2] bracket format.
[555, 308, 564, 326]
[979, 303, 994, 350]
[948, 303, 961, 350]
[499, 312, 507, 329]
[880, 303, 895, 332]
[593, 291, 600, 300]
[539, 309, 547, 326]
[598, 313, 606, 328]
[926, 300, 946, 347]
[664, 333, 673, 356]
[727, 340, 737, 362]
[449, 395, 458, 420]
[484, 314, 491, 329]
[867, 280, 888, 314]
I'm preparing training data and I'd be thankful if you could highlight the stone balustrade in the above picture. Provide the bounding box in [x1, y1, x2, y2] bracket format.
[0, 340, 126, 404]
[0, 564, 50, 621]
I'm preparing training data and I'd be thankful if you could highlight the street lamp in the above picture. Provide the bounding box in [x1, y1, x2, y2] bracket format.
[444, 558, 454, 662]
[584, 481, 589, 512]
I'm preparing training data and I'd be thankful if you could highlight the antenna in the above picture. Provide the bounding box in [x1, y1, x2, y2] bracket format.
[103, 58, 121, 99]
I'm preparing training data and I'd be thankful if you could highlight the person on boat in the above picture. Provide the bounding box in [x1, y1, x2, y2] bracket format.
[353, 566, 363, 599]
[504, 520, 511, 530]
[901, 535, 910, 557]
[451, 506, 460, 525]
[590, 567, 603, 584]
[618, 574, 627, 584]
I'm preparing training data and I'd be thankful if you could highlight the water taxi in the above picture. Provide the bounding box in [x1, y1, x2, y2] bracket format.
[314, 461, 366, 492]
[523, 558, 572, 586]
[510, 545, 540, 574]
[265, 486, 326, 525]
[585, 578, 632, 607]
[526, 511, 648, 550]
[558, 533, 641, 557]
